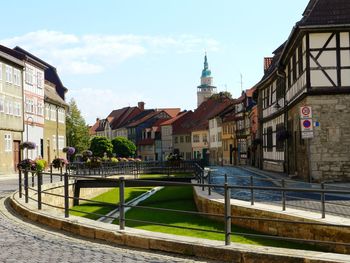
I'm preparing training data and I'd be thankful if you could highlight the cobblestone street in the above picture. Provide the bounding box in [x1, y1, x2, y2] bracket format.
[0, 179, 215, 263]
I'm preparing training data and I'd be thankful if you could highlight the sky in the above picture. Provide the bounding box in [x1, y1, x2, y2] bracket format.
[0, 0, 307, 125]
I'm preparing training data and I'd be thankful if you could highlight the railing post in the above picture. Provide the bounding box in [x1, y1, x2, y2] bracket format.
[282, 179, 286, 211]
[201, 170, 205, 191]
[50, 164, 53, 183]
[24, 169, 29, 203]
[18, 170, 22, 198]
[208, 170, 211, 196]
[119, 177, 125, 230]
[224, 173, 228, 184]
[224, 183, 231, 245]
[64, 172, 69, 218]
[37, 172, 42, 210]
[31, 171, 35, 187]
[321, 182, 326, 218]
[250, 176, 254, 205]
[60, 166, 63, 181]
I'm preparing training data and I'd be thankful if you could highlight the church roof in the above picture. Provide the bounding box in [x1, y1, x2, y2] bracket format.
[201, 53, 212, 78]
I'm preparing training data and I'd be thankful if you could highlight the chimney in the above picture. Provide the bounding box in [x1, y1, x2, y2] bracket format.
[264, 57, 273, 73]
[138, 101, 145, 111]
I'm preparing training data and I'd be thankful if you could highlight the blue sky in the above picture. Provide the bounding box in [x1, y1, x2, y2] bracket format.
[0, 0, 307, 124]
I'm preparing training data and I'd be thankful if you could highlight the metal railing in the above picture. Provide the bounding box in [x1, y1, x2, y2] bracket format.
[17, 167, 350, 250]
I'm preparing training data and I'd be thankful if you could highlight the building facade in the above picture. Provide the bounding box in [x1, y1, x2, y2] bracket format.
[0, 48, 24, 174]
[44, 81, 67, 164]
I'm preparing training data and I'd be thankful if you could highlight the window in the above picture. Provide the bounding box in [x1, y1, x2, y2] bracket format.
[50, 107, 56, 121]
[26, 68, 34, 85]
[58, 136, 65, 150]
[14, 102, 21, 116]
[185, 136, 191, 143]
[266, 127, 273, 151]
[276, 123, 285, 152]
[202, 134, 207, 143]
[58, 108, 65, 123]
[174, 136, 178, 144]
[13, 69, 21, 86]
[5, 65, 12, 83]
[180, 136, 184, 143]
[186, 152, 191, 160]
[193, 135, 200, 143]
[218, 132, 222, 142]
[298, 45, 303, 75]
[45, 104, 50, 120]
[37, 72, 43, 88]
[4, 134, 12, 152]
[37, 102, 43, 116]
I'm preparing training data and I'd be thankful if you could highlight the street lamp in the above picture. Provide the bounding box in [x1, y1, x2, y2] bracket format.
[26, 116, 34, 159]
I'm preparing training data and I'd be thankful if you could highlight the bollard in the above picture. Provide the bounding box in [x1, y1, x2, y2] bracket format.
[282, 179, 286, 211]
[224, 183, 231, 245]
[119, 177, 125, 230]
[64, 173, 69, 218]
[24, 169, 29, 203]
[321, 183, 326, 218]
[19, 170, 22, 198]
[250, 176, 254, 205]
[37, 172, 42, 210]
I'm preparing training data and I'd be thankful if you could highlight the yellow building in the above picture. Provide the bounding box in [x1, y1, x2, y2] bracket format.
[0, 47, 25, 175]
[222, 116, 236, 166]
[44, 81, 68, 164]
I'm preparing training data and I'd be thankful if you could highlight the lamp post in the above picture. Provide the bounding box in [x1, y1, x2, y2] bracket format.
[26, 116, 34, 159]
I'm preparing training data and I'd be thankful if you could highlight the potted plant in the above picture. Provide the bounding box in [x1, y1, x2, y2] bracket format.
[20, 141, 36, 150]
[52, 158, 68, 169]
[17, 159, 35, 171]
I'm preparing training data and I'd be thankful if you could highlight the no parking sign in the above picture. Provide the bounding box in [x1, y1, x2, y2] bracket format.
[300, 106, 312, 119]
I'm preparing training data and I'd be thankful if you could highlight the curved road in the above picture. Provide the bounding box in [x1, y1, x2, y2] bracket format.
[0, 178, 214, 263]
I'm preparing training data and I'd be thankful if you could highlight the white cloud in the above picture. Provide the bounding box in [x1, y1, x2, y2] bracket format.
[68, 88, 149, 124]
[0, 30, 220, 75]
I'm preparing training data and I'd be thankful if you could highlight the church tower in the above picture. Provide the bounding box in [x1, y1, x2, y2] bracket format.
[197, 53, 217, 106]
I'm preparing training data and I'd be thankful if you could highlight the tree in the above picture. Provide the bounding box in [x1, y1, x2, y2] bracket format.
[112, 137, 136, 157]
[210, 91, 232, 100]
[66, 98, 90, 153]
[90, 136, 113, 157]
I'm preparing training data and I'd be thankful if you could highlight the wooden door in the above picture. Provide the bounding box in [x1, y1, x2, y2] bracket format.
[13, 140, 21, 172]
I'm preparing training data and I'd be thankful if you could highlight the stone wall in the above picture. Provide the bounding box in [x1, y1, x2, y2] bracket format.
[306, 94, 350, 182]
[263, 160, 283, 173]
[193, 186, 350, 254]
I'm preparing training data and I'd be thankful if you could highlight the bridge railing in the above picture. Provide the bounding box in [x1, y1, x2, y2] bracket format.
[17, 167, 350, 251]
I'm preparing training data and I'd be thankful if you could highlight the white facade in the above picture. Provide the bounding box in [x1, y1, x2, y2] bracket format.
[161, 125, 173, 159]
[23, 62, 45, 160]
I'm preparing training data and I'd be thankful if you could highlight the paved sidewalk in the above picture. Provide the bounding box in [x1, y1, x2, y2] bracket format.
[0, 193, 215, 263]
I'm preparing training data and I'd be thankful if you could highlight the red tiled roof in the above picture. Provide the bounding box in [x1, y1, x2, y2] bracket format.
[127, 110, 170, 128]
[174, 98, 233, 134]
[246, 87, 256, 97]
[157, 108, 181, 118]
[89, 120, 100, 135]
[110, 107, 142, 130]
[160, 111, 190, 126]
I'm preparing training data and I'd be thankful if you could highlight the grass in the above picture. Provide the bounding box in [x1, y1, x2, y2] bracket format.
[119, 186, 323, 251]
[70, 187, 152, 220]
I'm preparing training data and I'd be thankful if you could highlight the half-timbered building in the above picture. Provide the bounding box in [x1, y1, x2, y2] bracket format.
[257, 0, 350, 182]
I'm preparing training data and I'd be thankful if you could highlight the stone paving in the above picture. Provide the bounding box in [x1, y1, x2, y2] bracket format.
[0, 180, 215, 263]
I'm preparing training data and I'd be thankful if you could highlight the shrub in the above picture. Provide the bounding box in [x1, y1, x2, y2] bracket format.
[86, 157, 102, 168]
[89, 136, 113, 157]
[111, 137, 136, 157]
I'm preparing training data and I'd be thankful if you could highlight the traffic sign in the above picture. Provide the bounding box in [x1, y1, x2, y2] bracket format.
[302, 131, 314, 139]
[301, 119, 313, 132]
[300, 106, 312, 119]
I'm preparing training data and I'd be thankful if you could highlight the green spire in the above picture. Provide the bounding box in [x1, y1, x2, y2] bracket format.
[201, 52, 211, 78]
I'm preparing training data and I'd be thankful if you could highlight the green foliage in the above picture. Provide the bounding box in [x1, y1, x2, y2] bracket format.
[111, 137, 136, 157]
[210, 91, 232, 100]
[89, 136, 113, 157]
[35, 159, 47, 172]
[66, 98, 90, 153]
